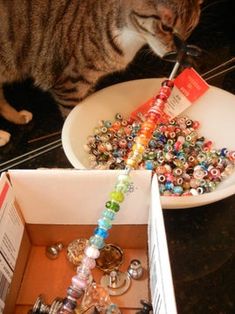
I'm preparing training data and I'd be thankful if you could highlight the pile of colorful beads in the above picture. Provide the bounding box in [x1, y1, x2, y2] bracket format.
[84, 114, 235, 196]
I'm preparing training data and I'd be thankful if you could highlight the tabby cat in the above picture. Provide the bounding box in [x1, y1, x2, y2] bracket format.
[0, 0, 202, 146]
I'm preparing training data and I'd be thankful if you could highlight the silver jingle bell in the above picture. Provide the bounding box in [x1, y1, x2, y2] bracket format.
[127, 259, 144, 280]
[45, 243, 63, 260]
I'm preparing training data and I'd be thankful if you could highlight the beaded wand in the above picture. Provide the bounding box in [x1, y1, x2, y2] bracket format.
[58, 35, 200, 314]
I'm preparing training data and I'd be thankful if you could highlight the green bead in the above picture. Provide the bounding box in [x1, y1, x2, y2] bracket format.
[105, 200, 120, 212]
[89, 235, 105, 249]
[110, 191, 124, 203]
[148, 151, 156, 160]
[117, 174, 131, 184]
[115, 182, 129, 193]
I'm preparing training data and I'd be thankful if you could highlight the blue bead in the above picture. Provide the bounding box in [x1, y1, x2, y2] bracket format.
[98, 218, 112, 230]
[149, 139, 158, 149]
[159, 183, 165, 193]
[159, 135, 167, 143]
[221, 148, 228, 157]
[113, 150, 119, 157]
[173, 186, 183, 194]
[102, 209, 116, 220]
[127, 142, 133, 149]
[165, 181, 174, 190]
[94, 227, 108, 238]
[145, 160, 153, 170]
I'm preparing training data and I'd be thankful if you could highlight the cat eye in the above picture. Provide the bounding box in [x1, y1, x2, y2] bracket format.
[160, 23, 173, 33]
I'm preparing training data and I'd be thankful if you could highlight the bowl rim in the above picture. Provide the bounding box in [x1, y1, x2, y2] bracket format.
[62, 78, 235, 209]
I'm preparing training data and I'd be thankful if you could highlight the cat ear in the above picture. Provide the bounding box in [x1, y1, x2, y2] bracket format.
[130, 11, 158, 35]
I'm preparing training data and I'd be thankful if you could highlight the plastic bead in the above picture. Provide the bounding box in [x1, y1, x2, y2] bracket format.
[89, 235, 105, 249]
[110, 191, 125, 203]
[67, 286, 83, 299]
[98, 217, 112, 230]
[105, 200, 120, 212]
[94, 227, 109, 238]
[82, 256, 96, 269]
[173, 186, 183, 195]
[72, 275, 88, 290]
[102, 209, 116, 220]
[85, 246, 100, 259]
[144, 160, 153, 170]
[62, 299, 77, 311]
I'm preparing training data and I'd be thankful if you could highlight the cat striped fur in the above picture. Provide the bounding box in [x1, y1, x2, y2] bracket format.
[0, 0, 202, 146]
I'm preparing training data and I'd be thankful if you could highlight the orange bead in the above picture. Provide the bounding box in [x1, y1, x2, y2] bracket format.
[140, 129, 152, 139]
[142, 121, 155, 129]
[112, 121, 121, 131]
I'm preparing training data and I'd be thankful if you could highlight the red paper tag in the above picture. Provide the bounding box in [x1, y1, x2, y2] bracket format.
[0, 182, 9, 208]
[130, 97, 155, 120]
[130, 68, 209, 121]
[174, 67, 209, 102]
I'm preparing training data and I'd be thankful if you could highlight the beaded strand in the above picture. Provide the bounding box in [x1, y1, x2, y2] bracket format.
[58, 80, 174, 313]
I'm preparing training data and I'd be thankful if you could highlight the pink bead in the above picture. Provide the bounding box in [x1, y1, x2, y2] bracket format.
[82, 256, 96, 269]
[203, 141, 213, 149]
[209, 168, 220, 178]
[177, 136, 185, 144]
[174, 141, 182, 151]
[193, 121, 200, 129]
[76, 265, 91, 279]
[166, 173, 174, 181]
[84, 245, 100, 259]
[72, 275, 88, 290]
[159, 125, 167, 132]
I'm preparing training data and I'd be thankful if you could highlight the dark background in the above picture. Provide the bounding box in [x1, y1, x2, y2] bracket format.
[0, 0, 235, 313]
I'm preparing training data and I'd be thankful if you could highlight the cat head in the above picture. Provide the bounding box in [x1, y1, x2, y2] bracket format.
[125, 0, 202, 57]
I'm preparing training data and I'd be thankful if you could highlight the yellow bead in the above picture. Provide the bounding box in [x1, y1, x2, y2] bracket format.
[126, 158, 138, 168]
[110, 191, 124, 203]
[132, 143, 145, 154]
[135, 135, 148, 146]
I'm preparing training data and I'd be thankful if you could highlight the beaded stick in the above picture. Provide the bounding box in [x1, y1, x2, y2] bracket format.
[58, 76, 177, 313]
[58, 35, 190, 313]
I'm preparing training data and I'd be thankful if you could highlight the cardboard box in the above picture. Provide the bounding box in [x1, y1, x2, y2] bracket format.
[0, 169, 177, 314]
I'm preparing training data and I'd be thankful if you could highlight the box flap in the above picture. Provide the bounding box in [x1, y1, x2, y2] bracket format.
[8, 169, 152, 225]
[148, 174, 177, 314]
[0, 173, 25, 312]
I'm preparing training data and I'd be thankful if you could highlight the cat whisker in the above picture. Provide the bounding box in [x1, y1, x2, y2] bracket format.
[201, 0, 229, 12]
[202, 56, 235, 81]
[140, 47, 155, 59]
[0, 139, 62, 173]
[27, 131, 61, 143]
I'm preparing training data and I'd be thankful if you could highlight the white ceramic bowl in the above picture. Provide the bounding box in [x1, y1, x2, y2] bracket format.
[62, 78, 235, 209]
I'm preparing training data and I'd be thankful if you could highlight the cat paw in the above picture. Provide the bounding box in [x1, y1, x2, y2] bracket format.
[19, 110, 33, 124]
[0, 130, 11, 147]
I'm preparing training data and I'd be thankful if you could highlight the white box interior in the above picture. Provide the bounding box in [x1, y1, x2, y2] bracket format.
[0, 169, 177, 314]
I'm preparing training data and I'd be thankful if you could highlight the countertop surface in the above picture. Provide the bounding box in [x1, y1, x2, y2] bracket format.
[0, 1, 235, 313]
